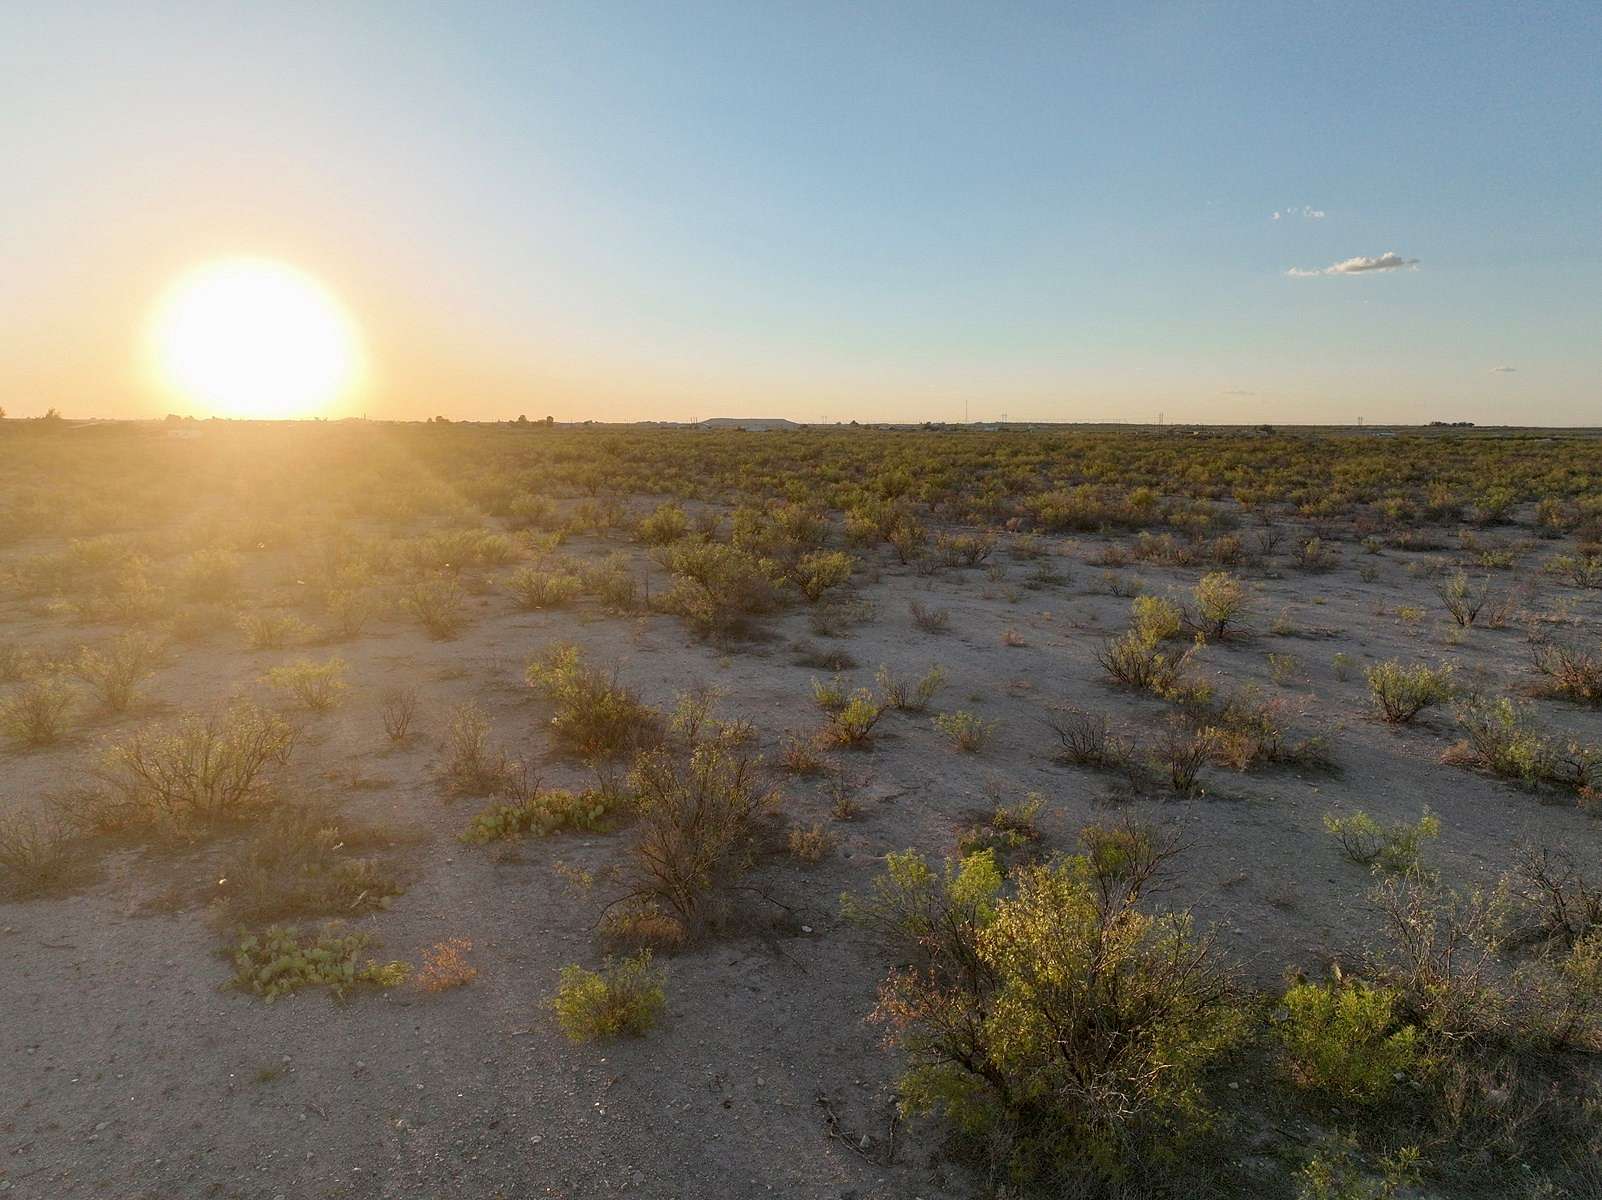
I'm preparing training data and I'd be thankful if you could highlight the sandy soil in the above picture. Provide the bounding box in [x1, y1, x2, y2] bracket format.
[3, 518, 1600, 1199]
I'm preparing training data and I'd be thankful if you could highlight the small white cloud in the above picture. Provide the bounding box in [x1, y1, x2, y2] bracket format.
[1271, 211, 1281, 220]
[1270, 205, 1325, 221]
[1489, 365, 1517, 374]
[1287, 250, 1419, 277]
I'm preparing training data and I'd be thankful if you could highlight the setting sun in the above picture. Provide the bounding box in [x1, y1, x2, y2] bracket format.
[149, 258, 362, 419]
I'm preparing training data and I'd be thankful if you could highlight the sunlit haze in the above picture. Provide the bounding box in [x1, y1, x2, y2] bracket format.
[2, 2, 1599, 423]
[149, 259, 364, 419]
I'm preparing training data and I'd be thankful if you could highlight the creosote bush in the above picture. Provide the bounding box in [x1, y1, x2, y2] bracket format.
[932, 709, 996, 753]
[656, 541, 779, 639]
[1530, 638, 1602, 707]
[402, 575, 467, 639]
[439, 701, 516, 797]
[1131, 594, 1184, 642]
[1279, 973, 1421, 1105]
[264, 657, 347, 711]
[1365, 660, 1454, 723]
[787, 821, 837, 864]
[551, 951, 666, 1041]
[0, 677, 75, 748]
[379, 685, 418, 743]
[0, 815, 86, 899]
[1323, 807, 1440, 873]
[73, 631, 164, 711]
[66, 702, 296, 831]
[908, 598, 950, 633]
[819, 689, 884, 748]
[1096, 628, 1195, 695]
[508, 565, 582, 610]
[238, 611, 310, 650]
[525, 644, 659, 758]
[1448, 696, 1600, 796]
[874, 663, 946, 712]
[1189, 571, 1250, 641]
[622, 737, 779, 935]
[845, 847, 1240, 1184]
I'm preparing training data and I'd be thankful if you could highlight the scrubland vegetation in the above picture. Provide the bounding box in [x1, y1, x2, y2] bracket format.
[3, 420, 1602, 1198]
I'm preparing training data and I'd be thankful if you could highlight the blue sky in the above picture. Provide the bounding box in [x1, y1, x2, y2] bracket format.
[3, 1, 1599, 422]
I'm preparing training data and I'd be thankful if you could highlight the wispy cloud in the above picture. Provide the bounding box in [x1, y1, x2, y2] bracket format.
[1488, 365, 1517, 374]
[1220, 389, 1257, 396]
[1271, 205, 1326, 221]
[1287, 251, 1419, 277]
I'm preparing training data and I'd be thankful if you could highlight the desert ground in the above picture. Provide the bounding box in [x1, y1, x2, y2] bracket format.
[2, 422, 1600, 1199]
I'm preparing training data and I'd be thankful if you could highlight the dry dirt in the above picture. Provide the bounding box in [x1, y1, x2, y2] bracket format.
[3, 521, 1599, 1199]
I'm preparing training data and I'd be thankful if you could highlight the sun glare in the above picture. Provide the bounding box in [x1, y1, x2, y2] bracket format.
[150, 258, 363, 419]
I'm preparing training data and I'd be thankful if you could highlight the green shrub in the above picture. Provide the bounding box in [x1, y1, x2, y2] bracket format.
[932, 709, 995, 753]
[1296, 1136, 1421, 1200]
[525, 644, 659, 758]
[176, 547, 241, 602]
[402, 575, 467, 639]
[622, 738, 778, 933]
[73, 632, 165, 711]
[323, 587, 378, 639]
[1079, 819, 1169, 887]
[1529, 639, 1602, 707]
[1131, 594, 1184, 642]
[0, 677, 75, 748]
[810, 674, 849, 712]
[264, 657, 347, 711]
[550, 951, 666, 1041]
[67, 702, 296, 830]
[1096, 629, 1194, 695]
[1323, 808, 1440, 872]
[461, 784, 625, 842]
[1280, 975, 1421, 1104]
[438, 701, 515, 796]
[657, 542, 780, 639]
[934, 531, 995, 567]
[508, 566, 582, 610]
[792, 549, 853, 602]
[231, 924, 409, 1002]
[238, 610, 310, 650]
[1190, 571, 1250, 641]
[819, 689, 884, 748]
[1452, 697, 1549, 785]
[0, 641, 33, 683]
[636, 502, 689, 546]
[1365, 661, 1454, 723]
[956, 794, 1043, 863]
[874, 663, 946, 712]
[577, 553, 639, 611]
[850, 848, 1241, 1181]
[0, 816, 87, 899]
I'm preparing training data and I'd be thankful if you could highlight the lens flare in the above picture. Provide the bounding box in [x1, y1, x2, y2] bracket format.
[150, 258, 363, 418]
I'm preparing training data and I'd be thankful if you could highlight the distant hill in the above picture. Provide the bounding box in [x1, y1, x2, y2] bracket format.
[697, 417, 800, 431]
